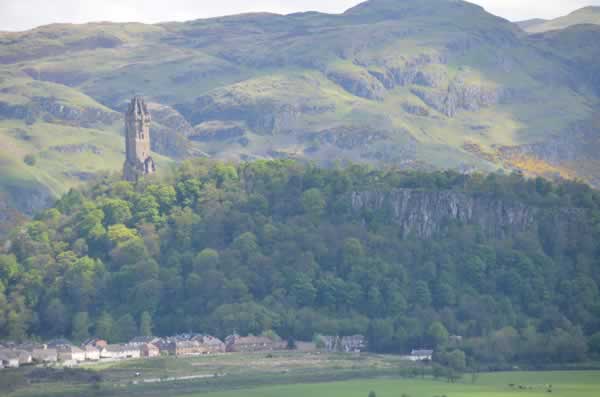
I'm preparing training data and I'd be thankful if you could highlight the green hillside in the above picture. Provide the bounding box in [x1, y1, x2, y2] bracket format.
[2, 160, 600, 367]
[525, 7, 600, 33]
[1, 0, 600, 231]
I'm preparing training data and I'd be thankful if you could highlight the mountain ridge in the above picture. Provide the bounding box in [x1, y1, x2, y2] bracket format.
[524, 6, 600, 33]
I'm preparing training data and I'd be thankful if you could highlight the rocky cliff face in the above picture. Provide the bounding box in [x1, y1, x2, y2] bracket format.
[411, 78, 502, 117]
[0, 97, 120, 126]
[351, 189, 537, 238]
[146, 103, 193, 158]
[326, 68, 386, 101]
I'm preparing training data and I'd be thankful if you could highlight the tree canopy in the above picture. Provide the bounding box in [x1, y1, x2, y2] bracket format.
[1, 159, 600, 367]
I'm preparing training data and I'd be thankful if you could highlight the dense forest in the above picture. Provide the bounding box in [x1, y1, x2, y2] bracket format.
[1, 160, 600, 367]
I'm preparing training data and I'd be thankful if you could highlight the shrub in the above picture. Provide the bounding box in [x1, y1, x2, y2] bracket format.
[24, 154, 36, 166]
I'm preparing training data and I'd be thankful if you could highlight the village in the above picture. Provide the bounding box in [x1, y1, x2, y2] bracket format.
[0, 332, 434, 370]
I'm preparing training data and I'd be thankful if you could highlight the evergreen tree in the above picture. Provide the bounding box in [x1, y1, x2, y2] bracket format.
[139, 311, 153, 336]
[95, 312, 114, 342]
[71, 312, 90, 342]
[115, 314, 137, 342]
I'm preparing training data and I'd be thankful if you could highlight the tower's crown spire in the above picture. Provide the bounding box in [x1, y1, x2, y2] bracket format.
[127, 95, 150, 119]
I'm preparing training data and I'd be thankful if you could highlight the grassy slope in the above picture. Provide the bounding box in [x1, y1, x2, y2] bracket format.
[6, 350, 600, 397]
[9, 367, 600, 397]
[198, 371, 600, 397]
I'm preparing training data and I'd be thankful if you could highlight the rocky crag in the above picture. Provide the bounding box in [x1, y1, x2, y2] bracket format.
[350, 189, 588, 240]
[351, 189, 536, 238]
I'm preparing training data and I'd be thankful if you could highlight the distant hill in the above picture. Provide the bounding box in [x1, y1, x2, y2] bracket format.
[524, 6, 600, 33]
[516, 18, 547, 31]
[1, 0, 600, 233]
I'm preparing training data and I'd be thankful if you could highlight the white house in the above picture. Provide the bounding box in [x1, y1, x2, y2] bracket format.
[101, 344, 141, 360]
[84, 346, 100, 361]
[16, 350, 33, 365]
[409, 349, 433, 361]
[129, 336, 162, 346]
[57, 346, 86, 363]
[0, 351, 20, 368]
[192, 335, 226, 353]
[141, 343, 160, 357]
[32, 348, 58, 363]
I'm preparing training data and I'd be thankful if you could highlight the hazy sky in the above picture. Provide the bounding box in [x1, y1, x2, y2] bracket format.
[2, 0, 600, 31]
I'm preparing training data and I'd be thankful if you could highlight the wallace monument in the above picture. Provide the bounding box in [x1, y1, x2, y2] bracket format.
[123, 96, 156, 181]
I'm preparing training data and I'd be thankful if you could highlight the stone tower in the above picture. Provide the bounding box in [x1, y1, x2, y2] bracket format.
[123, 96, 156, 181]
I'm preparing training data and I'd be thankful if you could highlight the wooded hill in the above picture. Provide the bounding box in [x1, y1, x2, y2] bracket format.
[1, 160, 600, 366]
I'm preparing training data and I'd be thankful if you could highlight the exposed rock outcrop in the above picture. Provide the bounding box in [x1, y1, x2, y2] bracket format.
[190, 121, 246, 142]
[412, 78, 502, 117]
[351, 189, 536, 238]
[51, 144, 103, 155]
[149, 127, 190, 159]
[36, 97, 110, 123]
[144, 103, 193, 158]
[0, 97, 119, 126]
[147, 103, 194, 136]
[368, 70, 395, 89]
[326, 69, 386, 100]
[402, 103, 430, 116]
[305, 126, 390, 150]
[178, 94, 331, 136]
[386, 53, 448, 87]
[413, 67, 448, 88]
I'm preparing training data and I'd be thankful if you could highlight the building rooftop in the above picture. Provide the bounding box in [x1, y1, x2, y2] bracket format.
[105, 344, 140, 352]
[411, 349, 434, 355]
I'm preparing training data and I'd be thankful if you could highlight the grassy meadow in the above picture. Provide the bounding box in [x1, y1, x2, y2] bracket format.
[195, 371, 600, 397]
[4, 352, 600, 397]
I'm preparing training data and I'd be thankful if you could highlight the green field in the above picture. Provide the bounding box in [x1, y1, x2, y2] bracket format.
[190, 371, 599, 397]
[4, 352, 600, 397]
